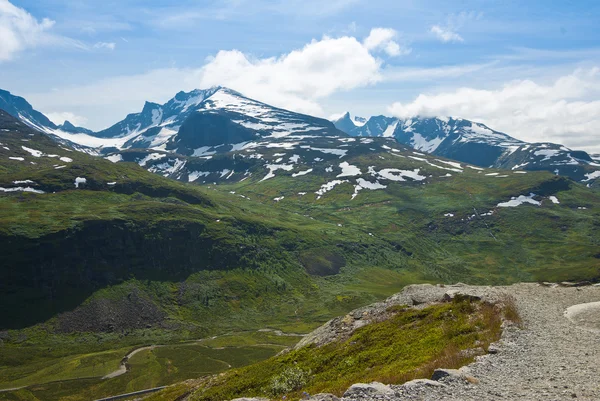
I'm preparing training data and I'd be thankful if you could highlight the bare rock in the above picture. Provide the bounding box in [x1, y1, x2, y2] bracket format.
[343, 382, 395, 398]
[307, 394, 339, 401]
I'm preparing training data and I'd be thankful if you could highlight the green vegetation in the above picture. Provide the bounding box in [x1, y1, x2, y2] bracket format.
[1, 112, 598, 400]
[0, 336, 287, 401]
[189, 298, 508, 400]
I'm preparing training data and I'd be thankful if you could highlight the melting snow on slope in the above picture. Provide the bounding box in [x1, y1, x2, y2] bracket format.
[352, 179, 386, 200]
[310, 147, 348, 158]
[534, 149, 560, 161]
[74, 177, 87, 188]
[21, 146, 42, 157]
[105, 154, 123, 163]
[497, 193, 540, 207]
[261, 164, 294, 181]
[382, 121, 398, 138]
[549, 196, 560, 204]
[188, 171, 211, 182]
[583, 171, 600, 181]
[139, 153, 166, 166]
[337, 162, 361, 177]
[315, 180, 349, 199]
[376, 168, 426, 182]
[292, 169, 313, 177]
[192, 146, 217, 157]
[435, 159, 462, 170]
[411, 133, 444, 153]
[0, 186, 44, 194]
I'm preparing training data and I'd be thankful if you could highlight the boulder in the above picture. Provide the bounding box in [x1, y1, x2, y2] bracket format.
[431, 368, 464, 382]
[343, 382, 395, 398]
[443, 290, 482, 302]
[400, 378, 446, 388]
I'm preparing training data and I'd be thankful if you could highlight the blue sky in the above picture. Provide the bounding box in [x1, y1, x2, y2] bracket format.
[1, 0, 599, 151]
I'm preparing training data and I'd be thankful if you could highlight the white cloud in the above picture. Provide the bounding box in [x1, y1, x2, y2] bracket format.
[430, 25, 463, 43]
[93, 42, 116, 51]
[430, 11, 481, 44]
[198, 33, 385, 115]
[0, 0, 56, 61]
[46, 112, 89, 127]
[387, 68, 600, 152]
[363, 28, 410, 57]
[27, 28, 398, 129]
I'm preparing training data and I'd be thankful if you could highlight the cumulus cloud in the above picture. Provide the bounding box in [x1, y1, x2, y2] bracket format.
[0, 0, 56, 61]
[27, 28, 400, 129]
[387, 68, 600, 152]
[198, 32, 386, 115]
[363, 28, 410, 56]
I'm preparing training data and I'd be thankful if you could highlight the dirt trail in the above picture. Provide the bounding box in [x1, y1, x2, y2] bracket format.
[352, 283, 600, 401]
[102, 345, 157, 379]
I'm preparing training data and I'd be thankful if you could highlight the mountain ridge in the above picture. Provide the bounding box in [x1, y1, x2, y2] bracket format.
[333, 112, 600, 182]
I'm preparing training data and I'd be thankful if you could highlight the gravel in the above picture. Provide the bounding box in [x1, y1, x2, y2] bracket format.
[309, 283, 600, 401]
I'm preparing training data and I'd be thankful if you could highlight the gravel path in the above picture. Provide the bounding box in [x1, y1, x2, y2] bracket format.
[340, 283, 600, 401]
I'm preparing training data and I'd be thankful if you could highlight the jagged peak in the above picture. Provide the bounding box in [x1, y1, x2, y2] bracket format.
[60, 120, 76, 129]
[141, 101, 161, 113]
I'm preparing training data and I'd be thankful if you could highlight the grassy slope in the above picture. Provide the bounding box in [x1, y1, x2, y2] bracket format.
[189, 298, 508, 401]
[221, 150, 600, 284]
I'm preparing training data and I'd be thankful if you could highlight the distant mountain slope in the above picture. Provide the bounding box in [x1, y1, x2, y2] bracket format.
[334, 113, 600, 183]
[0, 89, 59, 132]
[93, 87, 343, 152]
[0, 110, 404, 333]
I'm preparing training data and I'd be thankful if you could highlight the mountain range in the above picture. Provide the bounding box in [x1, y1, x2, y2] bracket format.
[1, 85, 599, 400]
[333, 112, 600, 183]
[1, 88, 598, 186]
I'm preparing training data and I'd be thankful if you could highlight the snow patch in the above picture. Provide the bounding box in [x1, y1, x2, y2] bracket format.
[0, 186, 44, 194]
[497, 193, 540, 208]
[337, 162, 361, 178]
[292, 169, 313, 177]
[105, 154, 123, 163]
[21, 146, 42, 157]
[352, 178, 387, 200]
[74, 177, 87, 188]
[315, 180, 348, 199]
[261, 164, 294, 181]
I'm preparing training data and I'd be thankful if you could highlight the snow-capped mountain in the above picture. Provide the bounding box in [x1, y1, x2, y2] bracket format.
[57, 120, 94, 135]
[331, 112, 367, 134]
[333, 114, 600, 182]
[93, 87, 342, 153]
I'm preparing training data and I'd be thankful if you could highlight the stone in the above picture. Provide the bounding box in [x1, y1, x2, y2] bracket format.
[307, 394, 339, 401]
[400, 378, 447, 388]
[487, 344, 501, 354]
[343, 382, 395, 398]
[443, 290, 482, 302]
[431, 368, 465, 382]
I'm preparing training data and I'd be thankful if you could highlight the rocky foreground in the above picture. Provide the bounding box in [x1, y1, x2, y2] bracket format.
[231, 282, 600, 401]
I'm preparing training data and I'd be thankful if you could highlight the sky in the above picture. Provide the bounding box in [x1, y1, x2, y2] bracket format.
[0, 0, 599, 152]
